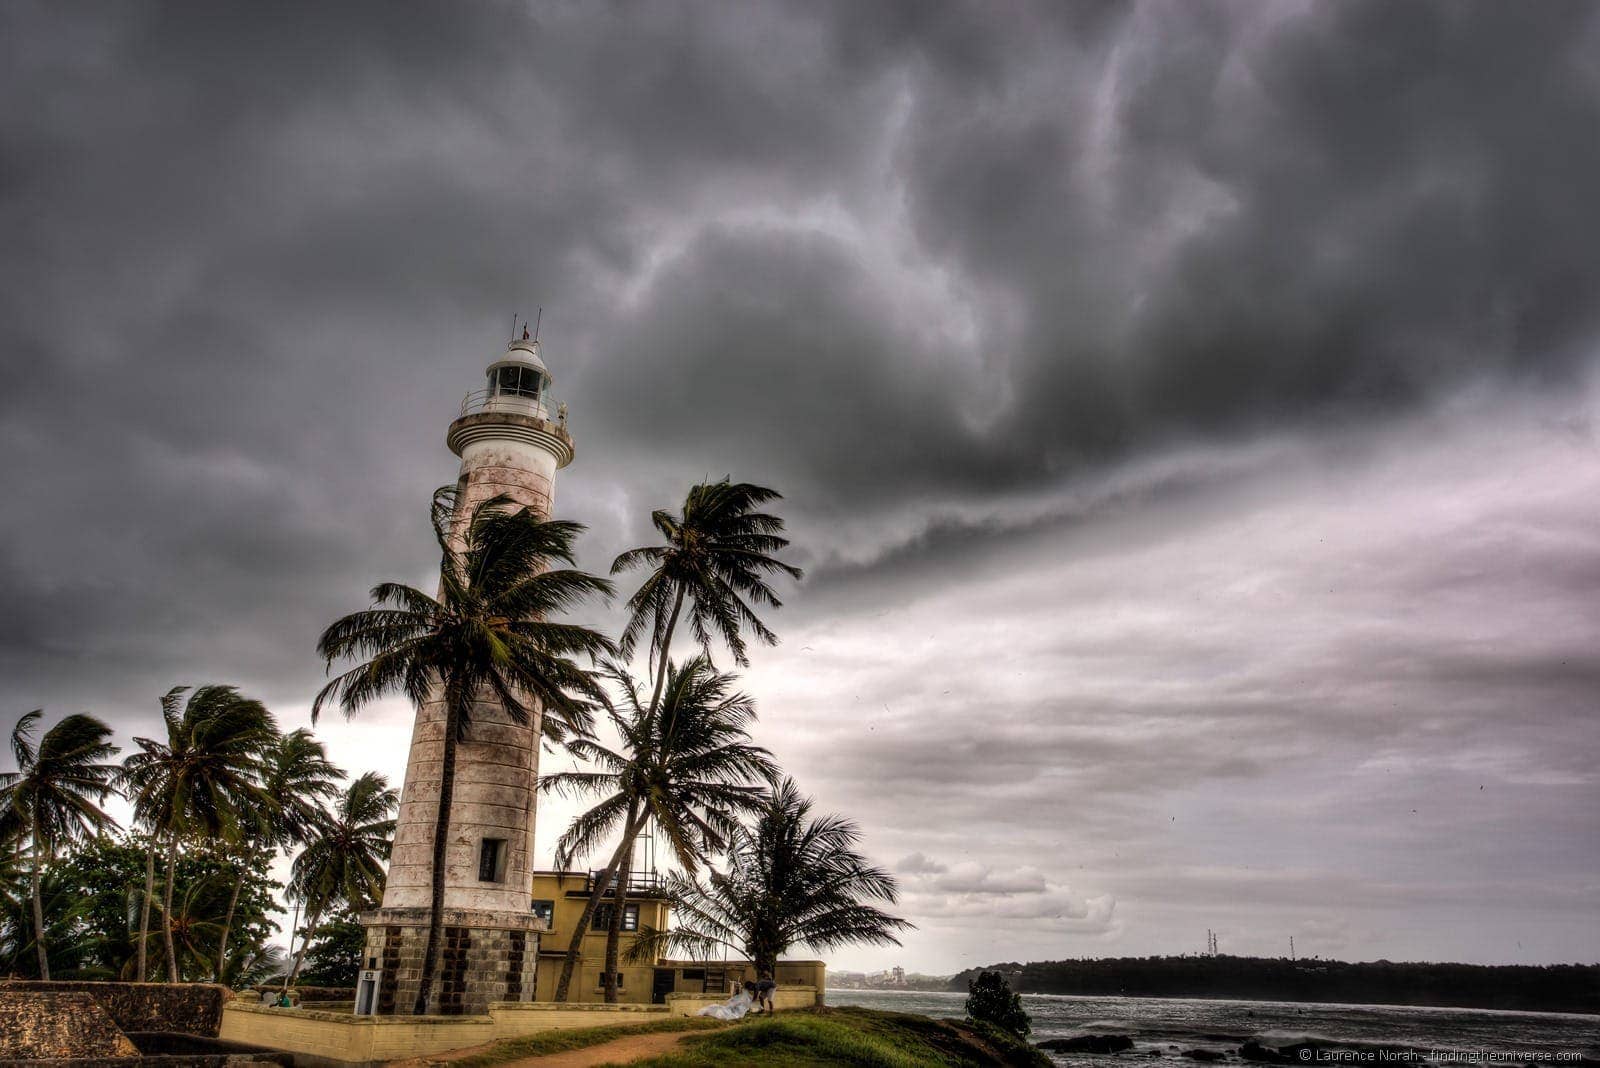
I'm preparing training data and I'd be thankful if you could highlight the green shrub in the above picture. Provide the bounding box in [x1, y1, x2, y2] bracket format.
[964, 970, 1030, 1038]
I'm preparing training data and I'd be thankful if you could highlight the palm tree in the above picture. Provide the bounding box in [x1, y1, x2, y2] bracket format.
[0, 864, 100, 978]
[540, 657, 776, 1001]
[282, 772, 397, 993]
[0, 710, 121, 979]
[613, 480, 802, 709]
[628, 778, 912, 977]
[123, 686, 276, 981]
[313, 486, 613, 1014]
[216, 729, 344, 981]
[550, 480, 800, 1001]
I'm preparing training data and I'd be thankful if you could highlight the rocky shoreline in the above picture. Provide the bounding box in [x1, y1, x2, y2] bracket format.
[1036, 1032, 1600, 1066]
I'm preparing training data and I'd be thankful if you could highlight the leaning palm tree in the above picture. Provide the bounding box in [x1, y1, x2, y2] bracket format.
[628, 778, 912, 977]
[540, 657, 775, 1001]
[0, 710, 121, 979]
[313, 486, 614, 1014]
[122, 686, 276, 980]
[216, 729, 344, 981]
[613, 479, 802, 707]
[283, 772, 397, 993]
[551, 480, 800, 1000]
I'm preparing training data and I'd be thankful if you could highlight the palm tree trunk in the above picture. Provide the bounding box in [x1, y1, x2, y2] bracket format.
[137, 838, 155, 982]
[644, 586, 685, 729]
[30, 814, 49, 980]
[552, 805, 640, 1003]
[162, 832, 180, 981]
[214, 845, 254, 982]
[602, 837, 634, 1003]
[282, 899, 324, 995]
[412, 699, 461, 1015]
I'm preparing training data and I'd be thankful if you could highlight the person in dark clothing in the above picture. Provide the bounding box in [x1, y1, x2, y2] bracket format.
[753, 975, 777, 1014]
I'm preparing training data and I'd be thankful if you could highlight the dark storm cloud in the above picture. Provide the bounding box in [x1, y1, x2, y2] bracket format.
[2, 0, 1599, 967]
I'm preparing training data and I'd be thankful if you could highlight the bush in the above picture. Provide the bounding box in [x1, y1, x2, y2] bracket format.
[965, 970, 1030, 1038]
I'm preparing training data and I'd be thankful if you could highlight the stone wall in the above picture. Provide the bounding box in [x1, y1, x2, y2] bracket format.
[0, 991, 138, 1060]
[0, 981, 230, 1037]
[359, 910, 540, 1016]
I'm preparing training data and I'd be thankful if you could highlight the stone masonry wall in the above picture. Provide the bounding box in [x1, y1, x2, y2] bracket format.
[0, 992, 138, 1060]
[0, 981, 229, 1036]
[362, 913, 540, 1016]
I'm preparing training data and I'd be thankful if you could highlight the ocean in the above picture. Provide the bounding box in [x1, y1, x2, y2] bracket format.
[825, 989, 1600, 1065]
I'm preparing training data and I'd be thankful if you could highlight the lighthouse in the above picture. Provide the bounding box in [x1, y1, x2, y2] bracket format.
[359, 333, 573, 1016]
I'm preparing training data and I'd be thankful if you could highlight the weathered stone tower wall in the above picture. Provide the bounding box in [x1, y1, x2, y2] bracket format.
[362, 337, 573, 1015]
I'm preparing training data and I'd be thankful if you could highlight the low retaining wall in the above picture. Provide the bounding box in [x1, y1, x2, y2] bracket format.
[221, 986, 821, 1067]
[665, 985, 818, 1016]
[220, 1000, 670, 1067]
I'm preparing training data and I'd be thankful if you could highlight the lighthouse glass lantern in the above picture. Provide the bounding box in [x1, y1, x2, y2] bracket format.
[480, 338, 553, 419]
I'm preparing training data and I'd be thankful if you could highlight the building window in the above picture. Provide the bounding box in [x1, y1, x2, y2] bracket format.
[531, 899, 554, 928]
[593, 903, 639, 932]
[681, 968, 705, 981]
[596, 972, 625, 991]
[478, 838, 507, 883]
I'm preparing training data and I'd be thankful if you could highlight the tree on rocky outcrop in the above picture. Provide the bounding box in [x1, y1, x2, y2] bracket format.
[966, 970, 1031, 1038]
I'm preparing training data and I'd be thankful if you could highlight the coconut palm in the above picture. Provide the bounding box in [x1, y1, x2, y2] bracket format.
[313, 486, 613, 1014]
[0, 864, 100, 978]
[540, 656, 775, 1001]
[628, 778, 912, 977]
[122, 686, 276, 980]
[216, 729, 344, 981]
[282, 772, 397, 993]
[551, 480, 799, 1001]
[0, 710, 121, 978]
[613, 479, 801, 705]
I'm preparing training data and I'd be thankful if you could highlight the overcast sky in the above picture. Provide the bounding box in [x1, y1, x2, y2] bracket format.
[3, 1, 1598, 974]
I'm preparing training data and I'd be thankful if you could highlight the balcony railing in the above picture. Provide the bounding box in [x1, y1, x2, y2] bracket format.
[458, 388, 568, 428]
[580, 869, 667, 897]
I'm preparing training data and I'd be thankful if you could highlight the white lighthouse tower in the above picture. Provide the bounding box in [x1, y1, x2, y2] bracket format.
[360, 331, 573, 1016]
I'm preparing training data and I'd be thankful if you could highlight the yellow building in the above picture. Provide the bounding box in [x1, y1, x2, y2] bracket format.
[530, 869, 671, 1004]
[529, 870, 825, 1004]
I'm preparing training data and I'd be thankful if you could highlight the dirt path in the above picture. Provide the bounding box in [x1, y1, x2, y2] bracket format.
[494, 1028, 695, 1066]
[387, 1027, 700, 1068]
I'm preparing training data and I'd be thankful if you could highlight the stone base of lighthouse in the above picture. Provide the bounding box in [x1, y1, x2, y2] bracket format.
[360, 907, 543, 1016]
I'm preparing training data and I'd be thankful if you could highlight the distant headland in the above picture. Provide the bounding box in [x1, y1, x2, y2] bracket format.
[940, 956, 1599, 1015]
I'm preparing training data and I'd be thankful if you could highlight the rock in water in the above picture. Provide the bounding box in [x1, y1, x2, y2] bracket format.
[1039, 1033, 1136, 1053]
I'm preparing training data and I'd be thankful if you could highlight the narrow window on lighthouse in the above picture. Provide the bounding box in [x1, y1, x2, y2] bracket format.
[478, 838, 507, 882]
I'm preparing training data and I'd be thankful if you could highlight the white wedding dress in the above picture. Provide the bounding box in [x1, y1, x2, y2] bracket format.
[696, 989, 754, 1020]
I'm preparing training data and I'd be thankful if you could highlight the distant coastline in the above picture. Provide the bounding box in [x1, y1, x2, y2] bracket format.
[932, 956, 1599, 1015]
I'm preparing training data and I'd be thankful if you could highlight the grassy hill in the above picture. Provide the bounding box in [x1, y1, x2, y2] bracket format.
[612, 1007, 1049, 1068]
